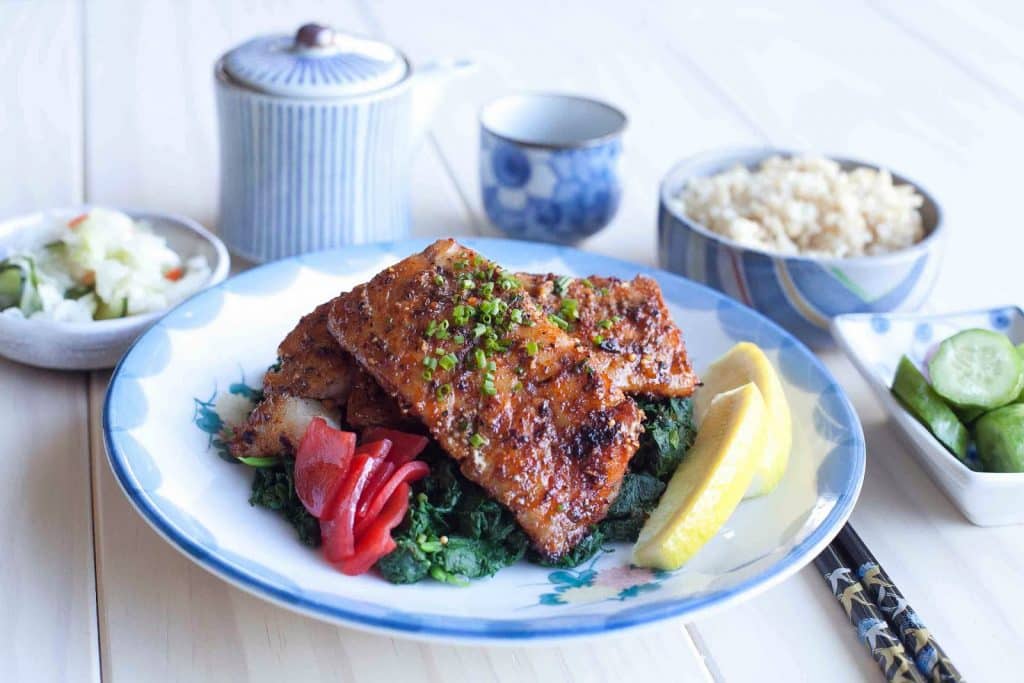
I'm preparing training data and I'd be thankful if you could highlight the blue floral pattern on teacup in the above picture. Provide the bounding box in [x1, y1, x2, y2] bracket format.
[480, 130, 621, 244]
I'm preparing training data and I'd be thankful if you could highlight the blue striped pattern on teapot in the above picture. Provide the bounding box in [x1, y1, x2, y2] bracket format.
[216, 85, 412, 263]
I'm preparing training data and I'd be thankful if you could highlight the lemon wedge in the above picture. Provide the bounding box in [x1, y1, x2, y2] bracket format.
[693, 342, 791, 498]
[632, 383, 766, 571]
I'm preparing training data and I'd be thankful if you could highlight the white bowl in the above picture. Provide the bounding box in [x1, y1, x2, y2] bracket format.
[832, 306, 1024, 525]
[0, 207, 230, 370]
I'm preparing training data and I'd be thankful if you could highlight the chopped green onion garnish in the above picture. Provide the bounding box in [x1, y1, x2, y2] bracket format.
[469, 433, 488, 448]
[436, 383, 452, 399]
[482, 383, 497, 396]
[453, 334, 465, 344]
[525, 341, 538, 356]
[480, 281, 495, 297]
[554, 275, 572, 296]
[474, 348, 487, 369]
[452, 305, 472, 326]
[512, 381, 523, 393]
[510, 309, 523, 324]
[423, 356, 438, 369]
[439, 353, 457, 371]
[473, 323, 488, 338]
[547, 314, 570, 331]
[581, 278, 594, 289]
[422, 369, 433, 381]
[486, 360, 496, 372]
[454, 259, 468, 270]
[598, 318, 614, 329]
[592, 334, 605, 346]
[236, 456, 281, 468]
[433, 275, 444, 286]
[560, 298, 579, 322]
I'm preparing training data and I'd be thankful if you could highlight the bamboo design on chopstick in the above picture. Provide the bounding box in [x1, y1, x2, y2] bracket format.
[815, 546, 925, 683]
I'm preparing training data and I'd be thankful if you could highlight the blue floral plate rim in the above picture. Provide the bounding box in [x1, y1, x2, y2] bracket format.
[103, 237, 866, 643]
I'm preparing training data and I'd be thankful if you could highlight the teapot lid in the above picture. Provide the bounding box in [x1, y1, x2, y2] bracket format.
[222, 23, 409, 98]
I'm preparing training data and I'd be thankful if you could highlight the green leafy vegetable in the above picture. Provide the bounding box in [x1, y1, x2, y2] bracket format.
[631, 397, 697, 479]
[376, 448, 527, 584]
[377, 398, 696, 583]
[249, 458, 321, 547]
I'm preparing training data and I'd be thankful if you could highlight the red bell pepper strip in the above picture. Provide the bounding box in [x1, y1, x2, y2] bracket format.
[356, 460, 395, 520]
[352, 460, 430, 537]
[338, 483, 411, 576]
[320, 451, 381, 563]
[293, 417, 356, 519]
[361, 427, 428, 466]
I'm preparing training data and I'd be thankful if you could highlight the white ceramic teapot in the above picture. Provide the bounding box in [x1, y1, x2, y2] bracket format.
[215, 23, 471, 262]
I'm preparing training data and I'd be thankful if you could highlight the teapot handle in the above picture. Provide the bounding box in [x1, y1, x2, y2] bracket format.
[410, 58, 476, 147]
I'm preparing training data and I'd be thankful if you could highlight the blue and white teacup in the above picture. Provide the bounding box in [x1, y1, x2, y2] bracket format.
[479, 94, 626, 244]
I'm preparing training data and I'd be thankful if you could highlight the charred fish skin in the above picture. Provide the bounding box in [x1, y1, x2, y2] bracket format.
[327, 239, 643, 558]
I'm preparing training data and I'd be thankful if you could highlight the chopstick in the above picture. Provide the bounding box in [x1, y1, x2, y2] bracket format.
[834, 525, 964, 683]
[813, 542, 926, 682]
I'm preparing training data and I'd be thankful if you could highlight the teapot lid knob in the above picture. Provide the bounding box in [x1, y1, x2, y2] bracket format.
[294, 23, 335, 49]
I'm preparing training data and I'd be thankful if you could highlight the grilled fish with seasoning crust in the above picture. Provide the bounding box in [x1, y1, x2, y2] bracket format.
[327, 239, 644, 558]
[231, 269, 697, 461]
[522, 274, 697, 398]
[229, 301, 354, 458]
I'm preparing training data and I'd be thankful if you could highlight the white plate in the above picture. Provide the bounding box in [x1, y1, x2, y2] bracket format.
[833, 306, 1024, 526]
[104, 238, 864, 644]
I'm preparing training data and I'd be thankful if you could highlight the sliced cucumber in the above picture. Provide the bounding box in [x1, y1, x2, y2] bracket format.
[0, 265, 23, 308]
[15, 257, 41, 316]
[1017, 343, 1024, 404]
[928, 329, 1023, 410]
[94, 297, 128, 320]
[975, 404, 1024, 473]
[892, 356, 969, 460]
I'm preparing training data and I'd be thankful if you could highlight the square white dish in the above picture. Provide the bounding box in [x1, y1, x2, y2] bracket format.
[832, 306, 1024, 526]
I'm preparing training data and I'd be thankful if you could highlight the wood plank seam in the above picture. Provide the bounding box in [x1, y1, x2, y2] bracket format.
[866, 0, 1024, 116]
[662, 42, 772, 143]
[86, 371, 107, 683]
[685, 623, 725, 683]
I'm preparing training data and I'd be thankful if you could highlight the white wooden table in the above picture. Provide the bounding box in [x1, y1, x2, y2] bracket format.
[3, 1, 1022, 680]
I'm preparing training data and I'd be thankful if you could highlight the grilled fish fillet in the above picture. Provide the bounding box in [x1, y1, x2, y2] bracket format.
[231, 269, 697, 459]
[345, 368, 419, 431]
[262, 300, 356, 400]
[230, 393, 341, 458]
[229, 301, 354, 458]
[327, 239, 643, 557]
[522, 274, 697, 397]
